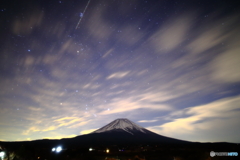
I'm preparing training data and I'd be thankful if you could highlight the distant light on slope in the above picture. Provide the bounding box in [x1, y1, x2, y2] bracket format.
[56, 146, 62, 153]
[0, 151, 5, 159]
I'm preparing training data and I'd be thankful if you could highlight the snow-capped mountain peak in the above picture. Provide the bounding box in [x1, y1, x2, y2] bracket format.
[92, 118, 147, 135]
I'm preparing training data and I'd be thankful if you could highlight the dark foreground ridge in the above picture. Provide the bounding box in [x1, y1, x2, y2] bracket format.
[0, 118, 239, 160]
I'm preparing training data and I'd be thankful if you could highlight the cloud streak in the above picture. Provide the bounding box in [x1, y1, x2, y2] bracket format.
[148, 96, 240, 142]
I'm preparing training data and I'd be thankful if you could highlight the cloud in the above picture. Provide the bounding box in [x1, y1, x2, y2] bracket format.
[106, 71, 130, 79]
[138, 92, 177, 103]
[82, 83, 101, 89]
[43, 134, 77, 140]
[99, 97, 172, 116]
[80, 129, 97, 135]
[22, 125, 59, 136]
[22, 127, 40, 135]
[12, 11, 44, 35]
[28, 107, 42, 111]
[117, 25, 145, 45]
[149, 14, 193, 53]
[86, 8, 112, 40]
[57, 39, 78, 55]
[21, 116, 90, 137]
[187, 26, 225, 55]
[42, 126, 57, 132]
[24, 56, 35, 66]
[54, 117, 87, 128]
[148, 96, 240, 142]
[102, 48, 114, 58]
[210, 47, 240, 83]
[138, 120, 158, 123]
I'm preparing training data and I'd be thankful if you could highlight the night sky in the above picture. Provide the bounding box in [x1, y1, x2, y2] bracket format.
[0, 0, 240, 142]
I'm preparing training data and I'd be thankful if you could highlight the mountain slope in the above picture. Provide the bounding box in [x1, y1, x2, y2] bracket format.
[0, 118, 190, 148]
[69, 118, 190, 146]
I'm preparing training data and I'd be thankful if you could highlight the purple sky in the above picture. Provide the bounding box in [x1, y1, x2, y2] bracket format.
[0, 0, 240, 142]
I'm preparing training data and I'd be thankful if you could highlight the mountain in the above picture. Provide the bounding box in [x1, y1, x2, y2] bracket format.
[0, 118, 190, 148]
[67, 118, 190, 146]
[92, 118, 148, 135]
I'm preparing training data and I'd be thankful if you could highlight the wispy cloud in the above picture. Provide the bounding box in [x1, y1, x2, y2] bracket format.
[80, 128, 97, 135]
[106, 71, 130, 79]
[148, 96, 240, 143]
[149, 13, 193, 53]
[138, 120, 158, 123]
[12, 11, 44, 35]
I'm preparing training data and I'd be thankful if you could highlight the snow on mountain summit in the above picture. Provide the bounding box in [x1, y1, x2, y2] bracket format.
[93, 118, 147, 135]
